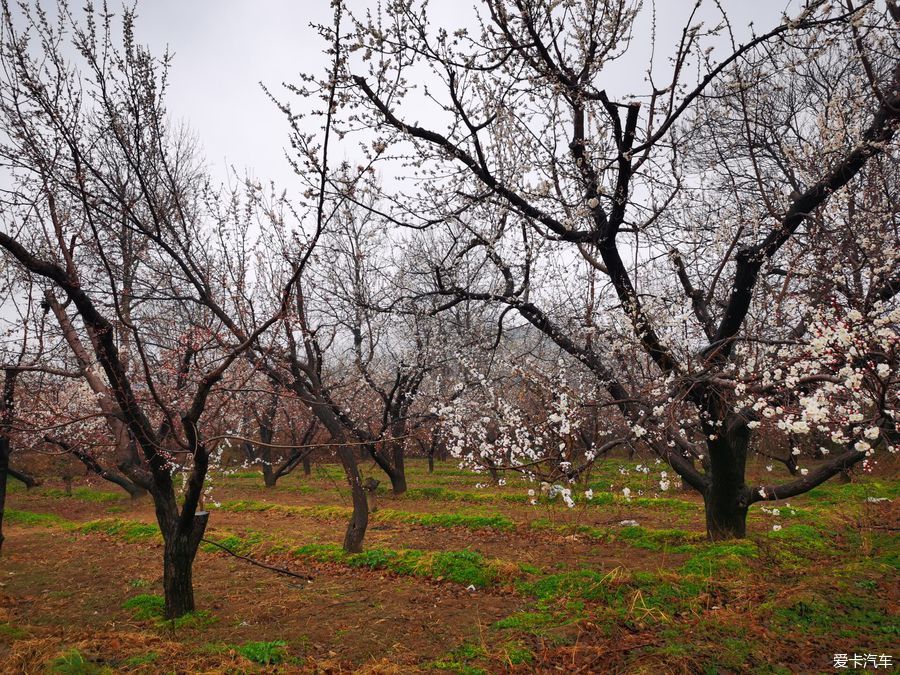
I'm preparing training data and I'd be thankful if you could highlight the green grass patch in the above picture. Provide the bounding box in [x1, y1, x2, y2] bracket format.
[765, 589, 897, 644]
[122, 594, 165, 620]
[201, 530, 263, 556]
[3, 509, 68, 528]
[762, 523, 828, 552]
[46, 649, 113, 674]
[122, 594, 216, 629]
[236, 640, 288, 665]
[519, 569, 624, 604]
[121, 652, 159, 668]
[680, 540, 757, 576]
[616, 525, 702, 552]
[79, 519, 159, 542]
[40, 487, 123, 503]
[377, 508, 515, 531]
[429, 643, 487, 673]
[502, 641, 534, 666]
[804, 480, 899, 505]
[291, 542, 515, 588]
[0, 622, 27, 640]
[216, 499, 515, 532]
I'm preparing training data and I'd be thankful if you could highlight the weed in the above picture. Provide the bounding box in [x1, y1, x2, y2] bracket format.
[0, 622, 27, 640]
[122, 594, 165, 620]
[46, 649, 113, 674]
[236, 640, 288, 665]
[430, 643, 486, 673]
[503, 641, 534, 665]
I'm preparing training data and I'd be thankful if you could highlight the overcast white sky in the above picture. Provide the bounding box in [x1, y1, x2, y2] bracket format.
[129, 1, 794, 190]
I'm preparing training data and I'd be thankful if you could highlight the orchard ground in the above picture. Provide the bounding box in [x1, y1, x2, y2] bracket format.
[0, 457, 896, 673]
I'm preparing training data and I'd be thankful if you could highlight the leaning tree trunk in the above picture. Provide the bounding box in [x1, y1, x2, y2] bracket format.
[162, 512, 209, 619]
[336, 446, 369, 553]
[703, 422, 752, 540]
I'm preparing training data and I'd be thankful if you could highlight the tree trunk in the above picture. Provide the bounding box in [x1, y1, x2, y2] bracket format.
[428, 452, 434, 473]
[703, 423, 751, 540]
[337, 446, 368, 553]
[0, 435, 8, 556]
[262, 463, 276, 488]
[0, 369, 17, 556]
[389, 441, 407, 495]
[302, 454, 311, 475]
[162, 512, 209, 619]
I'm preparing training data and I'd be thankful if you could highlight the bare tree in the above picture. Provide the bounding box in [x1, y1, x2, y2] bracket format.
[0, 2, 290, 615]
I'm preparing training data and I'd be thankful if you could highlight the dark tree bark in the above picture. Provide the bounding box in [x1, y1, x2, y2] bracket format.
[0, 369, 18, 556]
[702, 421, 752, 540]
[337, 445, 369, 553]
[162, 512, 209, 618]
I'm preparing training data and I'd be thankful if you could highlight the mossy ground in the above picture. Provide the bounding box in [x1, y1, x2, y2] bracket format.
[1, 457, 896, 672]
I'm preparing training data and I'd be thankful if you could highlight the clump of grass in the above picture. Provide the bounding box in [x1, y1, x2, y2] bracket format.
[46, 649, 113, 674]
[236, 640, 288, 665]
[502, 641, 535, 666]
[805, 480, 899, 506]
[121, 652, 159, 668]
[0, 622, 27, 640]
[680, 540, 757, 576]
[3, 509, 68, 528]
[379, 508, 515, 531]
[201, 530, 263, 556]
[217, 500, 516, 532]
[763, 523, 828, 551]
[616, 526, 701, 552]
[122, 594, 165, 620]
[122, 594, 216, 629]
[216, 499, 279, 513]
[430, 643, 486, 673]
[292, 543, 516, 588]
[519, 568, 625, 604]
[494, 611, 558, 630]
[763, 588, 897, 644]
[41, 487, 122, 503]
[401, 487, 494, 504]
[79, 518, 159, 542]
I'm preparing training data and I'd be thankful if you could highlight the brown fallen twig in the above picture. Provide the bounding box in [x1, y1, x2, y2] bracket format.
[201, 538, 314, 581]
